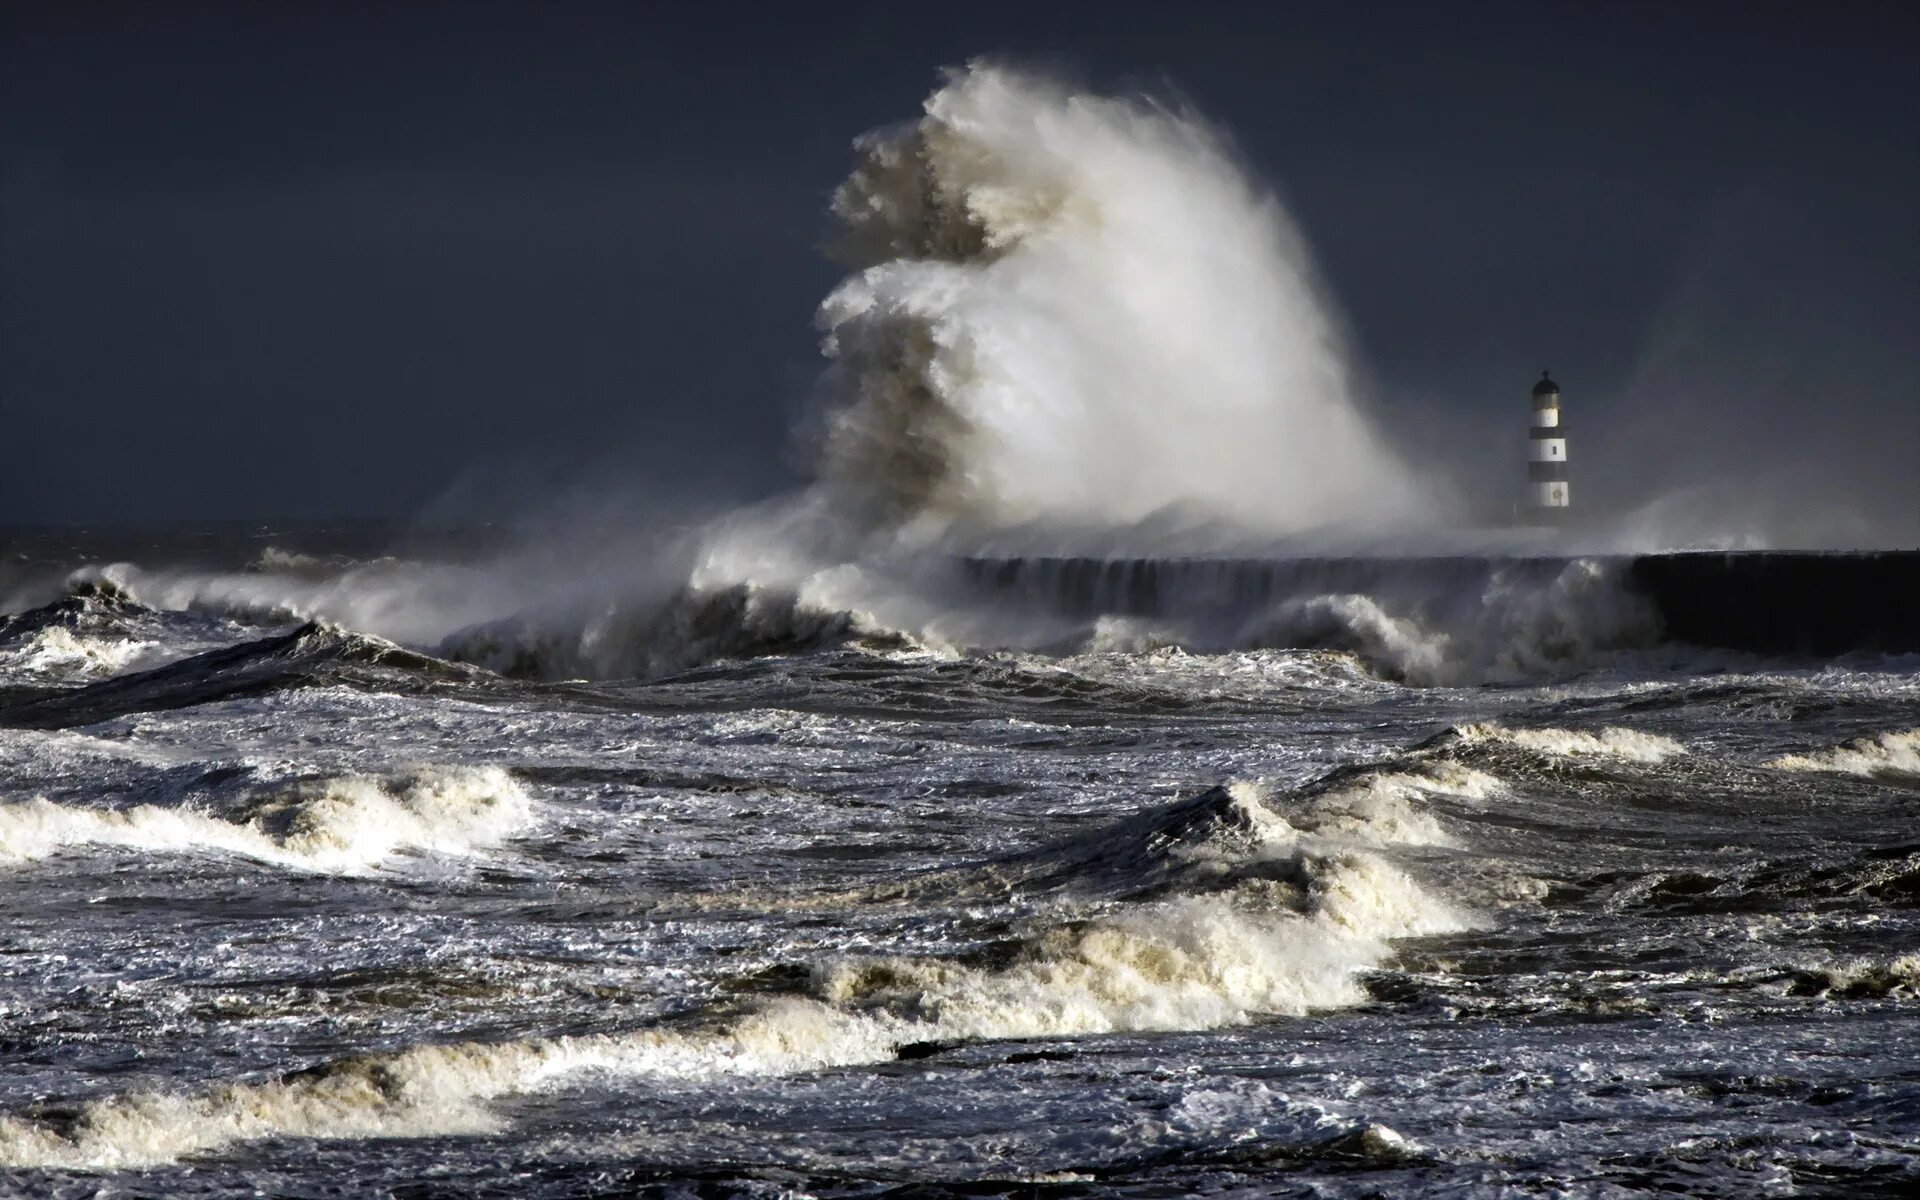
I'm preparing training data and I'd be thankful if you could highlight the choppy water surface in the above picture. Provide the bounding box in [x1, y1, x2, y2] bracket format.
[1, 542, 1917, 1198]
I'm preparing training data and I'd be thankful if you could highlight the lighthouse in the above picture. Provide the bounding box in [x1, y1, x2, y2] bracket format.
[1528, 370, 1570, 515]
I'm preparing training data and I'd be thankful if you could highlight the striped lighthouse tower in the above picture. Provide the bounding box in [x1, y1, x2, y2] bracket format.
[1527, 370, 1570, 515]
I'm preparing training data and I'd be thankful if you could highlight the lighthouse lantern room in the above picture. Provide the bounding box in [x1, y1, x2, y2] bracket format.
[1528, 370, 1569, 513]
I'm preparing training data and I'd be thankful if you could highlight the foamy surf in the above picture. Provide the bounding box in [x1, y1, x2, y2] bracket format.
[957, 771, 1474, 904]
[3, 48, 1914, 1196]
[0, 1001, 899, 1171]
[1442, 722, 1688, 764]
[0, 766, 532, 873]
[1785, 953, 1920, 999]
[0, 626, 173, 683]
[1281, 762, 1501, 847]
[1767, 729, 1920, 781]
[0, 785, 1466, 1170]
[822, 852, 1467, 1041]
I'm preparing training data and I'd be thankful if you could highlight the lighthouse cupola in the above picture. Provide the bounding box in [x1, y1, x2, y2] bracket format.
[1527, 370, 1570, 513]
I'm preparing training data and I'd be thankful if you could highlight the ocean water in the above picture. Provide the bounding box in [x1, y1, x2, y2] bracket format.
[0, 532, 1916, 1198]
[5, 56, 1915, 1200]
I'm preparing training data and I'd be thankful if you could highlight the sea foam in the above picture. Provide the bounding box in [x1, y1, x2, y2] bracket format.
[0, 766, 532, 874]
[1767, 729, 1920, 781]
[0, 626, 172, 683]
[0, 785, 1464, 1169]
[1445, 722, 1688, 764]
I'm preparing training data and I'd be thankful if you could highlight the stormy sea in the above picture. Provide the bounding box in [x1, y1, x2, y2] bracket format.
[3, 63, 1916, 1198]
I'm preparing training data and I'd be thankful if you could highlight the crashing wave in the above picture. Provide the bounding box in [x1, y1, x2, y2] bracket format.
[0, 780, 1464, 1169]
[816, 857, 1460, 1040]
[1206, 558, 1667, 686]
[0, 583, 167, 681]
[438, 581, 865, 680]
[0, 766, 531, 874]
[981, 781, 1302, 899]
[0, 579, 137, 637]
[1767, 729, 1920, 781]
[1283, 762, 1500, 847]
[0, 622, 489, 732]
[426, 554, 1671, 687]
[813, 61, 1425, 539]
[0, 626, 172, 683]
[1239, 594, 1449, 685]
[1436, 722, 1688, 764]
[961, 555, 1666, 687]
[950, 770, 1479, 907]
[0, 1003, 895, 1171]
[59, 557, 523, 650]
[5, 548, 1672, 692]
[1784, 953, 1920, 1000]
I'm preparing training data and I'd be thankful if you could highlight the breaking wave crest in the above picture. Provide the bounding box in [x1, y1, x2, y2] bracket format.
[0, 621, 491, 731]
[8, 545, 1848, 693]
[0, 626, 171, 683]
[1284, 762, 1501, 847]
[1436, 722, 1689, 764]
[0, 780, 1464, 1169]
[1785, 954, 1920, 999]
[818, 859, 1456, 1041]
[1243, 558, 1667, 685]
[939, 769, 1491, 910]
[0, 1003, 895, 1171]
[969, 555, 1669, 686]
[0, 766, 532, 874]
[1768, 729, 1920, 781]
[427, 555, 1667, 687]
[0, 582, 191, 685]
[439, 580, 873, 680]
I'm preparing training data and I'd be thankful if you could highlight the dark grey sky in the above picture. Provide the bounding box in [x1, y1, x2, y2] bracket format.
[4, 0, 1916, 529]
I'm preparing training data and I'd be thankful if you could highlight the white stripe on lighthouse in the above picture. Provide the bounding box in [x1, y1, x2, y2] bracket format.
[1529, 438, 1566, 462]
[1531, 408, 1559, 428]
